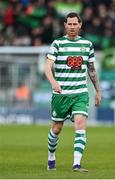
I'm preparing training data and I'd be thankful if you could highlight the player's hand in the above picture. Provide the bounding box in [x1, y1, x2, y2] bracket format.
[52, 81, 62, 93]
[95, 91, 101, 106]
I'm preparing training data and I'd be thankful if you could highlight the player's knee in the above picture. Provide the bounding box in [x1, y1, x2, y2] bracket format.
[52, 123, 63, 135]
[53, 126, 62, 135]
[76, 119, 86, 130]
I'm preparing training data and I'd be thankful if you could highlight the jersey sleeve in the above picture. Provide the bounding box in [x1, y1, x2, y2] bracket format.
[47, 40, 59, 61]
[88, 42, 95, 62]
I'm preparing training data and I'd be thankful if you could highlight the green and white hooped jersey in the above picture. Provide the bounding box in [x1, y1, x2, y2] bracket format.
[47, 35, 95, 94]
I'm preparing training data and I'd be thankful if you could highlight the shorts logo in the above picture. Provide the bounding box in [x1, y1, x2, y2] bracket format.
[67, 56, 83, 70]
[52, 110, 57, 117]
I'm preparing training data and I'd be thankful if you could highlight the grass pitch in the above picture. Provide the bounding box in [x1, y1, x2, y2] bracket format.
[0, 125, 115, 179]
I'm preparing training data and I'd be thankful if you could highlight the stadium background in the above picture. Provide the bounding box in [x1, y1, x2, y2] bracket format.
[0, 0, 115, 125]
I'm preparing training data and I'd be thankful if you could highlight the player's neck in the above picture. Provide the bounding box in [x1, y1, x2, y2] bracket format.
[66, 34, 80, 41]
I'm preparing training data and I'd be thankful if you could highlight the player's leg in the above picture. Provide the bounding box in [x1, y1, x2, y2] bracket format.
[72, 93, 89, 172]
[47, 94, 68, 170]
[47, 121, 64, 170]
[73, 115, 88, 172]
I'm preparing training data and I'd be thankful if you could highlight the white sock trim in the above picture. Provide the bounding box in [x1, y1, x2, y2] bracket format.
[75, 129, 86, 134]
[48, 151, 55, 161]
[73, 152, 82, 166]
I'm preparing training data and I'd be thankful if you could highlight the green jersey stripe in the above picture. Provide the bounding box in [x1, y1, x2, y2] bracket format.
[49, 52, 57, 57]
[89, 53, 94, 58]
[55, 72, 86, 78]
[55, 68, 86, 73]
[90, 46, 93, 51]
[59, 43, 91, 48]
[58, 51, 89, 56]
[61, 84, 87, 90]
[55, 60, 88, 65]
[55, 76, 86, 81]
[55, 64, 86, 68]
[53, 43, 59, 50]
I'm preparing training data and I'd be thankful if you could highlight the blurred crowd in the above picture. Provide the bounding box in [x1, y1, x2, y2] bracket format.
[0, 0, 115, 49]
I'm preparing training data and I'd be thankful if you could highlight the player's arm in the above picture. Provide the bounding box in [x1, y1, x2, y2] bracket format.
[87, 62, 101, 106]
[44, 58, 62, 93]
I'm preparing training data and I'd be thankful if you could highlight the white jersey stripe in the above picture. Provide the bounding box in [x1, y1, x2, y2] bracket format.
[56, 56, 89, 61]
[55, 64, 87, 69]
[55, 72, 86, 78]
[88, 57, 95, 62]
[57, 39, 92, 45]
[53, 88, 88, 94]
[59, 47, 90, 52]
[59, 80, 86, 86]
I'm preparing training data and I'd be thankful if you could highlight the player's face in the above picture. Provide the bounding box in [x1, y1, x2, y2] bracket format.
[64, 17, 82, 39]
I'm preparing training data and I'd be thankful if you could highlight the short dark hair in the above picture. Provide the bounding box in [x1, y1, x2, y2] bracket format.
[64, 12, 82, 23]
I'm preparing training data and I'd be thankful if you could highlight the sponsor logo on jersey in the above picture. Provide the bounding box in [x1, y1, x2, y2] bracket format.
[66, 56, 83, 70]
